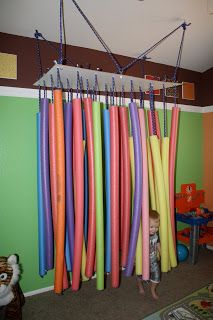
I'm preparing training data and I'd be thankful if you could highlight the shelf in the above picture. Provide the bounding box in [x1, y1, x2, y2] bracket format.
[34, 64, 181, 93]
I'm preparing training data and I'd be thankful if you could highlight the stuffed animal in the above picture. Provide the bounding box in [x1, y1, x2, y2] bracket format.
[0, 255, 25, 320]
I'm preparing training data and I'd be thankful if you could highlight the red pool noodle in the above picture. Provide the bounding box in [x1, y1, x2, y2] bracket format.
[155, 111, 161, 139]
[110, 106, 120, 288]
[84, 98, 96, 278]
[120, 138, 124, 248]
[49, 103, 68, 291]
[119, 107, 131, 268]
[53, 90, 66, 294]
[147, 111, 153, 136]
[169, 107, 180, 245]
[72, 98, 84, 291]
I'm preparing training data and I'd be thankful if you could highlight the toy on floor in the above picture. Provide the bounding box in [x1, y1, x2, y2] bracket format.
[177, 243, 189, 262]
[0, 254, 25, 320]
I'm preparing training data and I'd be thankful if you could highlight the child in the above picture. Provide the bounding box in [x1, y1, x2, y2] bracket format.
[137, 210, 161, 299]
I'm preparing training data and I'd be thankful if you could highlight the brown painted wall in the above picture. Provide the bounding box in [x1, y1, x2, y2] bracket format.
[200, 67, 213, 107]
[203, 113, 213, 211]
[0, 32, 202, 106]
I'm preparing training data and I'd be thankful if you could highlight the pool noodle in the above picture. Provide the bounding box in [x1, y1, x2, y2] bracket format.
[102, 109, 111, 273]
[110, 106, 120, 288]
[120, 139, 124, 248]
[169, 107, 180, 245]
[36, 113, 47, 277]
[53, 90, 66, 293]
[50, 104, 66, 286]
[63, 102, 75, 270]
[150, 135, 169, 272]
[135, 222, 142, 275]
[125, 102, 142, 277]
[40, 98, 54, 270]
[129, 137, 135, 193]
[82, 109, 89, 244]
[65, 227, 72, 272]
[92, 101, 104, 290]
[49, 103, 69, 290]
[138, 108, 150, 280]
[84, 97, 96, 278]
[72, 98, 84, 291]
[119, 107, 131, 268]
[147, 139, 156, 210]
[162, 137, 177, 268]
[147, 110, 161, 139]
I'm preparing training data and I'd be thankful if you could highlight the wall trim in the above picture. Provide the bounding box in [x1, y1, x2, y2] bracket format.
[24, 286, 54, 297]
[1, 86, 212, 113]
[202, 105, 213, 113]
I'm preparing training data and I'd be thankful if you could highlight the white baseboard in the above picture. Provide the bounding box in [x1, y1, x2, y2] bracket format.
[24, 286, 54, 297]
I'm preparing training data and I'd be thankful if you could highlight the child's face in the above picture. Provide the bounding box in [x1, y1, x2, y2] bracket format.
[149, 218, 160, 236]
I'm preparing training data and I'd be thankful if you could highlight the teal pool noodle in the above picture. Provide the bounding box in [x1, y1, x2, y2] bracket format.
[36, 113, 47, 277]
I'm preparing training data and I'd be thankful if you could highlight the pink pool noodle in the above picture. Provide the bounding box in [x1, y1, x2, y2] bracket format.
[72, 98, 84, 291]
[169, 107, 180, 245]
[119, 107, 131, 268]
[110, 106, 120, 288]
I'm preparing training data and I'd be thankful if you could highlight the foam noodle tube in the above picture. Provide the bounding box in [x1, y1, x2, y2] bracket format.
[155, 111, 161, 139]
[65, 228, 72, 272]
[81, 237, 88, 281]
[72, 98, 84, 291]
[138, 109, 150, 280]
[53, 90, 66, 293]
[63, 102, 75, 270]
[150, 135, 169, 272]
[129, 137, 135, 193]
[84, 98, 96, 277]
[40, 98, 54, 270]
[147, 111, 153, 136]
[125, 102, 143, 277]
[120, 139, 124, 247]
[102, 109, 111, 273]
[147, 138, 156, 210]
[119, 107, 131, 268]
[162, 137, 177, 268]
[93, 101, 104, 290]
[135, 222, 142, 275]
[36, 113, 47, 277]
[82, 110, 89, 244]
[49, 103, 68, 290]
[169, 107, 180, 246]
[110, 106, 120, 288]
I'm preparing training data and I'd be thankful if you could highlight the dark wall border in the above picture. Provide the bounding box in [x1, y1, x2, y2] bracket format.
[1, 32, 211, 107]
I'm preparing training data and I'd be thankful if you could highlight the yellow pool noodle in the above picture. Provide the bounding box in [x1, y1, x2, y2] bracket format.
[147, 138, 156, 210]
[135, 222, 142, 275]
[150, 135, 169, 272]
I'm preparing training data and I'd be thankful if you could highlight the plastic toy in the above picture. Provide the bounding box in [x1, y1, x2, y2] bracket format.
[177, 243, 189, 262]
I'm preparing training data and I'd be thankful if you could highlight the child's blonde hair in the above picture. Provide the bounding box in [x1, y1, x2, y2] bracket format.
[149, 210, 160, 220]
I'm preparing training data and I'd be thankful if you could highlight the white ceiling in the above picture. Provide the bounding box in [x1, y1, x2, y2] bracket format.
[1, 0, 213, 73]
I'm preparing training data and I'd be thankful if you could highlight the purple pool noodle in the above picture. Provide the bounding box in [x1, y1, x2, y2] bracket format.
[64, 102, 75, 266]
[124, 102, 143, 276]
[40, 98, 54, 270]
